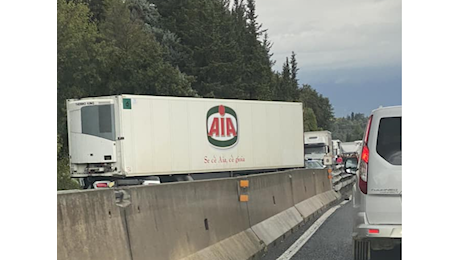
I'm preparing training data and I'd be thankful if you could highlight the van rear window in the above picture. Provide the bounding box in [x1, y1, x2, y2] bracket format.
[377, 117, 401, 165]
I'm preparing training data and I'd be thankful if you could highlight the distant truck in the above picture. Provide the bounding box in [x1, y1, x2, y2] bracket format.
[332, 139, 343, 158]
[66, 94, 304, 188]
[341, 141, 362, 156]
[303, 131, 333, 166]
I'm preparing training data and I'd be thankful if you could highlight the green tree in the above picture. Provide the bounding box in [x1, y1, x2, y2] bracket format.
[153, 0, 274, 100]
[273, 58, 293, 101]
[99, 0, 196, 96]
[299, 84, 334, 130]
[81, 0, 106, 22]
[272, 52, 300, 102]
[57, 0, 105, 157]
[57, 135, 80, 190]
[331, 112, 368, 141]
[57, 0, 196, 167]
[303, 107, 318, 131]
[240, 0, 272, 100]
[290, 51, 298, 87]
[129, 0, 187, 67]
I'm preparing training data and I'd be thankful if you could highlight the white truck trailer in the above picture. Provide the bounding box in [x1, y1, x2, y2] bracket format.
[341, 141, 362, 155]
[66, 95, 304, 188]
[332, 139, 343, 158]
[303, 131, 333, 166]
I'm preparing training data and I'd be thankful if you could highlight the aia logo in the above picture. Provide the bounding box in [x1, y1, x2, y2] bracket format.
[206, 105, 238, 148]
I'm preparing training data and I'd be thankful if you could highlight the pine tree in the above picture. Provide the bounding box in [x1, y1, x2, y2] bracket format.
[304, 107, 318, 131]
[240, 0, 272, 100]
[278, 57, 291, 100]
[290, 51, 298, 87]
[99, 0, 195, 96]
[275, 54, 300, 102]
[289, 51, 300, 100]
[299, 84, 334, 130]
[57, 0, 104, 157]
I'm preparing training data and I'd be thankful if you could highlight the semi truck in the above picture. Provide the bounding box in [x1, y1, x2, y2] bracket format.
[66, 94, 304, 188]
[303, 131, 333, 166]
[332, 139, 343, 158]
[341, 141, 362, 155]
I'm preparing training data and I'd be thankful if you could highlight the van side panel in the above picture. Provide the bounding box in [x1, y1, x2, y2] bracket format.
[365, 107, 402, 225]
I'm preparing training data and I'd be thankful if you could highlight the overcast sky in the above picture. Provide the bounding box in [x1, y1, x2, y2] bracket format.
[255, 0, 402, 117]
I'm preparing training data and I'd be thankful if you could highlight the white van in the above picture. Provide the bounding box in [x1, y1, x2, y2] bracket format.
[350, 106, 402, 259]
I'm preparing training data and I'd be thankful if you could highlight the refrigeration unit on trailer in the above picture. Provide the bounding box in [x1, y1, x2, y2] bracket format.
[66, 95, 304, 188]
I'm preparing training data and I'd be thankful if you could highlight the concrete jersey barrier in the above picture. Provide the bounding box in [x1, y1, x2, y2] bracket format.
[57, 168, 345, 260]
[57, 189, 131, 260]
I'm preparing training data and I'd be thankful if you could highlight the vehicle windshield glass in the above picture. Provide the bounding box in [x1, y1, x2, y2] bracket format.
[304, 145, 326, 154]
[306, 161, 322, 169]
[377, 117, 402, 165]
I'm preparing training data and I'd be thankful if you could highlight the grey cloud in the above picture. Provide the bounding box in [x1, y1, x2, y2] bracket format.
[256, 0, 401, 71]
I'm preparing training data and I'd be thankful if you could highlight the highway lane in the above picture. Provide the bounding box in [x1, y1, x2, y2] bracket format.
[289, 201, 353, 260]
[264, 200, 401, 260]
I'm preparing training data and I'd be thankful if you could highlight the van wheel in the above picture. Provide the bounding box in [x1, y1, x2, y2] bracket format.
[353, 239, 370, 260]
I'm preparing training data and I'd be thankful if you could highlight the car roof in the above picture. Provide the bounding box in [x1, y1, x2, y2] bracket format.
[371, 105, 401, 115]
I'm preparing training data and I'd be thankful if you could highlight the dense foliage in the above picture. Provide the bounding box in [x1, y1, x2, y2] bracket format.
[330, 112, 369, 142]
[57, 0, 335, 189]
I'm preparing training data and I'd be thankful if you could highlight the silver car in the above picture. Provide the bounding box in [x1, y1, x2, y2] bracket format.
[351, 106, 402, 259]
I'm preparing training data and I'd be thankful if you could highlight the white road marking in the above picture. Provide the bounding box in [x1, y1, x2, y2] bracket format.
[276, 200, 349, 260]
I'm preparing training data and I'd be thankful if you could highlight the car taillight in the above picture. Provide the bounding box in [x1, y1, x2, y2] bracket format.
[368, 229, 379, 234]
[361, 145, 369, 164]
[96, 183, 108, 188]
[359, 147, 369, 194]
[359, 115, 373, 194]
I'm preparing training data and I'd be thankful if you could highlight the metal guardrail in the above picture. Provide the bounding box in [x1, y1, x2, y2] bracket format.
[331, 164, 355, 192]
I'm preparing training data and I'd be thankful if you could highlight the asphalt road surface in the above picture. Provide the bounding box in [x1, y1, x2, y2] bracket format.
[264, 200, 401, 260]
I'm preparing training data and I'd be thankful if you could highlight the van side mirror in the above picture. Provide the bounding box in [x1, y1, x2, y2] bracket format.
[344, 158, 358, 171]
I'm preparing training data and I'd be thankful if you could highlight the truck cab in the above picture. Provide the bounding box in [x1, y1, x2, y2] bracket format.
[333, 139, 342, 157]
[303, 131, 333, 166]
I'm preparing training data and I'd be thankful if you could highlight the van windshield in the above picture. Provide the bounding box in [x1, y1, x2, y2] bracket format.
[377, 117, 401, 165]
